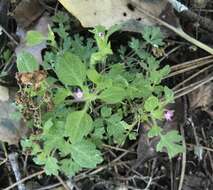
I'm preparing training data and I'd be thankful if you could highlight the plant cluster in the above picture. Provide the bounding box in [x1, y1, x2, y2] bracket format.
[16, 13, 184, 176]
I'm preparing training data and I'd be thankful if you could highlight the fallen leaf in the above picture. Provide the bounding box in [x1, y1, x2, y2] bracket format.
[58, 0, 169, 32]
[16, 70, 47, 89]
[14, 0, 44, 28]
[188, 83, 213, 118]
[188, 84, 213, 110]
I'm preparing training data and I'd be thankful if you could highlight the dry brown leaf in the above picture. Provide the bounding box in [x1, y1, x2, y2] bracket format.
[188, 83, 213, 110]
[16, 70, 47, 89]
[14, 0, 44, 28]
[58, 0, 169, 32]
[188, 83, 213, 118]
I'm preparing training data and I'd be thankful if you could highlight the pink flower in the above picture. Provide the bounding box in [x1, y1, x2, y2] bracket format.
[73, 88, 83, 101]
[164, 109, 174, 121]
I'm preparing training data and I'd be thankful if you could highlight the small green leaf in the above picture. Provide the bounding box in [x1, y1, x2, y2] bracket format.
[101, 106, 112, 118]
[70, 140, 103, 168]
[106, 114, 127, 145]
[152, 107, 164, 120]
[148, 125, 162, 137]
[17, 51, 39, 73]
[53, 88, 71, 105]
[164, 86, 174, 103]
[99, 86, 126, 104]
[44, 157, 59, 175]
[160, 65, 170, 77]
[26, 31, 45, 46]
[157, 130, 184, 159]
[55, 52, 86, 87]
[65, 111, 93, 143]
[144, 96, 159, 112]
[129, 131, 137, 140]
[87, 69, 101, 84]
[47, 25, 56, 47]
[60, 159, 81, 176]
[142, 26, 164, 47]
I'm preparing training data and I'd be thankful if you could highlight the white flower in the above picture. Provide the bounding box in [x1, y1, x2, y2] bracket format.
[73, 88, 83, 101]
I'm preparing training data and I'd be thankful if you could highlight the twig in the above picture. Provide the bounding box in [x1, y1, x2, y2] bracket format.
[0, 25, 18, 45]
[201, 128, 213, 176]
[0, 142, 7, 166]
[178, 124, 186, 190]
[186, 143, 213, 152]
[34, 183, 61, 190]
[56, 176, 71, 190]
[4, 170, 45, 190]
[102, 144, 136, 153]
[8, 153, 26, 190]
[159, 44, 182, 62]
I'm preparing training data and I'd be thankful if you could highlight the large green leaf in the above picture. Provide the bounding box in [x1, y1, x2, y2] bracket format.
[65, 111, 93, 143]
[99, 86, 126, 104]
[17, 51, 39, 73]
[70, 140, 103, 168]
[55, 52, 86, 87]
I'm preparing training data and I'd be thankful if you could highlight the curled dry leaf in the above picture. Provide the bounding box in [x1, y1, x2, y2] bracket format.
[16, 70, 47, 90]
[58, 0, 170, 32]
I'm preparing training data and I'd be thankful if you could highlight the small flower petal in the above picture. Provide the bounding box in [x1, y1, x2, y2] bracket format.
[164, 109, 174, 121]
[98, 32, 104, 38]
[73, 88, 84, 101]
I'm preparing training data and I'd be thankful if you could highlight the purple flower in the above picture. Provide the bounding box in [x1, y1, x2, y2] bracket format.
[73, 88, 83, 101]
[164, 109, 174, 121]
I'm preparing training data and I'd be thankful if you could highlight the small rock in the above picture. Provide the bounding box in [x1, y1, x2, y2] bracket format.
[0, 85, 9, 101]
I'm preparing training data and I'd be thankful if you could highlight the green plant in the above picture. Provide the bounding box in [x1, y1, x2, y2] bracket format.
[16, 13, 184, 176]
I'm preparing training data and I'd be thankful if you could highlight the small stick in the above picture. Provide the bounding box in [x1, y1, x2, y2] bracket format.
[178, 123, 186, 190]
[0, 25, 18, 46]
[56, 176, 71, 190]
[4, 170, 45, 190]
[8, 153, 26, 190]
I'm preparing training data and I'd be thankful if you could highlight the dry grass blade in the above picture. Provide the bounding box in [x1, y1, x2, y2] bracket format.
[171, 55, 213, 71]
[173, 64, 213, 90]
[174, 74, 213, 99]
